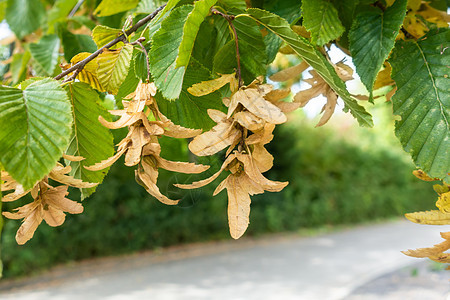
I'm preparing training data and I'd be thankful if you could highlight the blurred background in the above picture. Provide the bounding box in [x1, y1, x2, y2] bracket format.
[0, 12, 444, 298]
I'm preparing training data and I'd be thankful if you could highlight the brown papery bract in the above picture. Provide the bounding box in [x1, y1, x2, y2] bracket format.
[179, 79, 289, 239]
[85, 81, 207, 205]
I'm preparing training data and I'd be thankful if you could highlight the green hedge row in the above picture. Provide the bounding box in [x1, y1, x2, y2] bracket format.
[1, 120, 435, 278]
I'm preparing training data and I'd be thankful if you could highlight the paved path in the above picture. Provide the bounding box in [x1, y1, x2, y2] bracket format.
[0, 220, 449, 300]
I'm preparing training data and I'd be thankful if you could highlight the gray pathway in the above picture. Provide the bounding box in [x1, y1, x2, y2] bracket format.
[0, 220, 449, 300]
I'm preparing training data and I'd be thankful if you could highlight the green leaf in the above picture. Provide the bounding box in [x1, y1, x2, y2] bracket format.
[92, 25, 123, 49]
[213, 16, 267, 83]
[116, 57, 139, 100]
[94, 0, 139, 17]
[155, 0, 182, 22]
[156, 60, 224, 130]
[349, 0, 407, 97]
[6, 0, 45, 39]
[47, 0, 78, 34]
[0, 0, 7, 22]
[10, 51, 31, 85]
[29, 35, 61, 76]
[65, 83, 114, 199]
[176, 0, 218, 68]
[149, 5, 193, 100]
[61, 29, 97, 61]
[0, 78, 73, 189]
[389, 29, 450, 183]
[97, 44, 133, 94]
[244, 9, 373, 127]
[133, 50, 149, 82]
[301, 0, 345, 46]
[260, 0, 303, 63]
[217, 0, 247, 11]
[332, 0, 360, 48]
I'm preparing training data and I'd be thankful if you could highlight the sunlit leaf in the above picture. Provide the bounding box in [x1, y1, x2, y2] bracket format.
[302, 0, 344, 46]
[65, 83, 114, 199]
[349, 0, 407, 98]
[149, 5, 193, 100]
[97, 44, 133, 94]
[0, 79, 72, 189]
[390, 29, 450, 183]
[29, 35, 61, 76]
[94, 0, 139, 17]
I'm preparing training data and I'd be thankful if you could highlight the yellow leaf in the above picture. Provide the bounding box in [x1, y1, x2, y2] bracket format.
[97, 44, 133, 94]
[374, 63, 394, 90]
[69, 52, 105, 92]
[188, 73, 237, 96]
[436, 191, 450, 213]
[412, 169, 439, 181]
[405, 210, 450, 225]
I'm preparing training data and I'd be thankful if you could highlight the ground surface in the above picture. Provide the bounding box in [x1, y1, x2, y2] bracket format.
[0, 220, 449, 300]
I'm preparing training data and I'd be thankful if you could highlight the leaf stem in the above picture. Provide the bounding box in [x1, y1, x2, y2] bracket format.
[211, 8, 243, 88]
[54, 4, 166, 81]
[130, 37, 151, 82]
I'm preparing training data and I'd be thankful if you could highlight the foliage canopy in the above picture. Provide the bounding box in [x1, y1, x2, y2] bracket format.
[0, 0, 449, 270]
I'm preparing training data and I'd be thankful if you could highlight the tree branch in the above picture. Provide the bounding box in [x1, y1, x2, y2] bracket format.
[54, 4, 166, 81]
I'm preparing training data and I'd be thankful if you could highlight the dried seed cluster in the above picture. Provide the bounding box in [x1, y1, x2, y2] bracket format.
[85, 82, 209, 205]
[1, 163, 97, 244]
[177, 76, 295, 238]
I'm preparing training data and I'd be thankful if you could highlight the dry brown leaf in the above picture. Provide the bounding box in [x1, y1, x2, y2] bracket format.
[189, 121, 242, 156]
[402, 232, 450, 258]
[246, 123, 275, 145]
[229, 89, 287, 124]
[1, 174, 30, 202]
[156, 157, 209, 174]
[99, 111, 141, 129]
[136, 156, 179, 205]
[49, 163, 98, 188]
[252, 143, 273, 173]
[175, 154, 237, 190]
[188, 73, 237, 96]
[233, 111, 265, 131]
[124, 125, 152, 166]
[225, 173, 252, 239]
[84, 140, 130, 171]
[235, 152, 288, 192]
[3, 185, 83, 245]
[292, 70, 337, 126]
[207, 109, 227, 123]
[269, 61, 309, 82]
[62, 154, 86, 162]
[156, 112, 201, 138]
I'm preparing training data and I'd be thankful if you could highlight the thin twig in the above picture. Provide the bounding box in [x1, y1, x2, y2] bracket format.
[131, 37, 151, 82]
[55, 4, 166, 81]
[69, 0, 84, 18]
[211, 8, 243, 88]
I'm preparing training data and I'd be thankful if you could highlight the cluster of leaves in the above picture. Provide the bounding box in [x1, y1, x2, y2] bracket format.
[0, 0, 448, 267]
